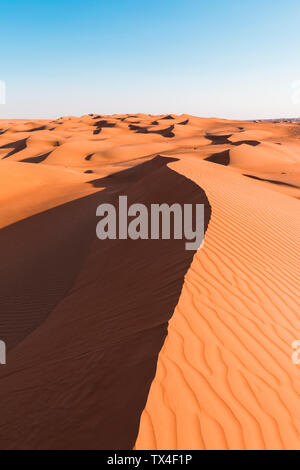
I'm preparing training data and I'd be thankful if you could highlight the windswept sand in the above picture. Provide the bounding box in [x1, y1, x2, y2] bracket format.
[0, 114, 299, 449]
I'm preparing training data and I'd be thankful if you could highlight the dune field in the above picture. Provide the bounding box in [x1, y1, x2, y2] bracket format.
[0, 113, 299, 449]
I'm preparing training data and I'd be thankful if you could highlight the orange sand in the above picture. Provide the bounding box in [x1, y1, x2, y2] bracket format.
[0, 114, 299, 449]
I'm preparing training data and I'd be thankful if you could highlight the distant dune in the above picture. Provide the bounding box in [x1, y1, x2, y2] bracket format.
[0, 114, 299, 449]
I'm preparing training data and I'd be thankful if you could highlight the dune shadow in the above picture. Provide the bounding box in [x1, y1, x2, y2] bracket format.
[178, 119, 189, 125]
[0, 155, 211, 449]
[232, 140, 260, 147]
[93, 120, 116, 135]
[20, 151, 52, 164]
[205, 134, 260, 147]
[93, 128, 102, 135]
[244, 174, 300, 188]
[129, 124, 175, 138]
[27, 125, 47, 132]
[205, 133, 232, 145]
[1, 138, 27, 159]
[87, 155, 178, 190]
[205, 149, 230, 166]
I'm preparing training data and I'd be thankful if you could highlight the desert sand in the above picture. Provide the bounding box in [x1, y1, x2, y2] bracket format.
[0, 114, 299, 449]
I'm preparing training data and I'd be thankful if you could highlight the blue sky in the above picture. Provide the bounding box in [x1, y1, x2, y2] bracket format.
[1, 0, 300, 119]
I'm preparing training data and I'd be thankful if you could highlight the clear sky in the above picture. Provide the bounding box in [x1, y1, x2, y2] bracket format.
[1, 0, 300, 120]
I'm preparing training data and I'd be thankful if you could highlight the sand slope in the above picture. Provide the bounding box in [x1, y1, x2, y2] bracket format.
[135, 159, 300, 450]
[0, 114, 299, 449]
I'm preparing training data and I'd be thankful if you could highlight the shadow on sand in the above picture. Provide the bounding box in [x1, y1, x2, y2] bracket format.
[0, 155, 211, 449]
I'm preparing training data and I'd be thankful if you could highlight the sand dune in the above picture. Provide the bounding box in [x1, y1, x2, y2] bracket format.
[135, 158, 300, 450]
[0, 114, 299, 449]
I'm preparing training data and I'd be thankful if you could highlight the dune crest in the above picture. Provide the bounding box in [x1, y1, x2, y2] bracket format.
[0, 114, 299, 449]
[135, 158, 300, 450]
